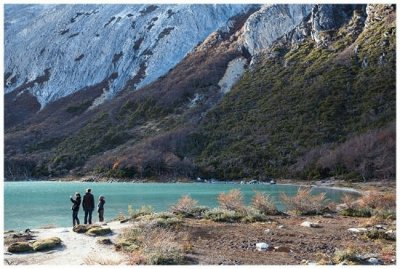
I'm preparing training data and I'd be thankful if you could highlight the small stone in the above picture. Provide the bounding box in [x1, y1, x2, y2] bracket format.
[264, 229, 271, 234]
[367, 257, 381, 265]
[300, 221, 321, 228]
[256, 242, 269, 251]
[278, 225, 284, 229]
[347, 228, 368, 233]
[97, 238, 113, 245]
[322, 213, 334, 218]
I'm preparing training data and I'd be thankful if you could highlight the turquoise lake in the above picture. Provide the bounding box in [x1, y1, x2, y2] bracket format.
[4, 181, 352, 230]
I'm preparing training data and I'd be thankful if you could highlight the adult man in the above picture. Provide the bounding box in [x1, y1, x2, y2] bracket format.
[82, 188, 95, 224]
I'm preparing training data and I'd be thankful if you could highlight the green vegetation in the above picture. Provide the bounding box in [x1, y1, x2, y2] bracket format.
[7, 242, 34, 253]
[32, 237, 62, 251]
[191, 9, 395, 180]
[65, 100, 93, 114]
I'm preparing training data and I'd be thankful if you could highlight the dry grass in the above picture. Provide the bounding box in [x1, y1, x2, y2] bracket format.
[251, 191, 279, 215]
[280, 187, 330, 215]
[128, 205, 154, 219]
[127, 227, 188, 265]
[83, 253, 124, 265]
[218, 189, 245, 212]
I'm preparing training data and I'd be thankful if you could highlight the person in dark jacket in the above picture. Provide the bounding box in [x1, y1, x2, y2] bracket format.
[97, 195, 106, 222]
[82, 188, 95, 224]
[70, 192, 81, 227]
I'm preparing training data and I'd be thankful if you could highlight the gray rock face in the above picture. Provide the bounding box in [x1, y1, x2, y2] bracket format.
[5, 4, 252, 107]
[242, 4, 314, 55]
[310, 4, 366, 46]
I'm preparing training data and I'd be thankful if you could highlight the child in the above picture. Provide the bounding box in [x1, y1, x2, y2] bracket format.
[97, 195, 106, 222]
[70, 192, 81, 227]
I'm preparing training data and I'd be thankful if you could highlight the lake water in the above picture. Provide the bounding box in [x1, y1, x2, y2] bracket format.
[4, 181, 354, 230]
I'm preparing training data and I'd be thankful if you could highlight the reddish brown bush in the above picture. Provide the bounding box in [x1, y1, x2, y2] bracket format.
[218, 189, 245, 212]
[280, 187, 330, 215]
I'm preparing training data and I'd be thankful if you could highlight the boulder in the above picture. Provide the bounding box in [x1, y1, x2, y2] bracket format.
[73, 224, 89, 233]
[86, 226, 112, 236]
[7, 242, 33, 253]
[300, 221, 321, 228]
[73, 224, 101, 233]
[32, 237, 62, 251]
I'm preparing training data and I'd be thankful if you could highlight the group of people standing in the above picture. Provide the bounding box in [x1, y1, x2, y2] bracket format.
[70, 188, 106, 227]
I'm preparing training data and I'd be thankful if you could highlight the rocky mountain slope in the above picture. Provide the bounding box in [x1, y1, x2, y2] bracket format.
[4, 4, 396, 181]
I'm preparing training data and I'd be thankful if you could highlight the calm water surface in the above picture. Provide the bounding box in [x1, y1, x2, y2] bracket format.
[4, 181, 352, 230]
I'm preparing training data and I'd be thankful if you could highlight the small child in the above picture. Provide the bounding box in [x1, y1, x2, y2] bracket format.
[97, 195, 106, 223]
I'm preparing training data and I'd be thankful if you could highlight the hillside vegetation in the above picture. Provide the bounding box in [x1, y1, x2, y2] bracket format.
[193, 5, 395, 180]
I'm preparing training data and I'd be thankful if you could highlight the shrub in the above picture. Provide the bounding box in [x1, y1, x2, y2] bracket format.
[364, 229, 395, 241]
[359, 192, 396, 212]
[170, 195, 200, 217]
[128, 205, 154, 219]
[280, 187, 330, 215]
[251, 191, 280, 215]
[116, 228, 141, 252]
[332, 246, 363, 264]
[217, 189, 245, 212]
[339, 208, 372, 217]
[204, 208, 243, 222]
[339, 191, 396, 219]
[241, 207, 268, 223]
[137, 212, 183, 228]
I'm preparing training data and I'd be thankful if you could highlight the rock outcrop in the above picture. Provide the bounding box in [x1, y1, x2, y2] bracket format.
[5, 4, 253, 107]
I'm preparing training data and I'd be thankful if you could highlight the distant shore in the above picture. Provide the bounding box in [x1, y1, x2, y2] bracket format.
[5, 176, 393, 195]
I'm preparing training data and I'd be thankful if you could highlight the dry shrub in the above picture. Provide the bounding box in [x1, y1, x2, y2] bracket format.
[129, 250, 147, 265]
[341, 194, 358, 209]
[218, 189, 245, 212]
[251, 191, 279, 215]
[280, 187, 330, 215]
[332, 245, 363, 265]
[138, 227, 187, 265]
[170, 195, 200, 217]
[359, 191, 396, 211]
[339, 193, 372, 217]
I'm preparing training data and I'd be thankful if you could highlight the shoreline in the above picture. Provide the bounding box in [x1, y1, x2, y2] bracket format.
[4, 177, 374, 193]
